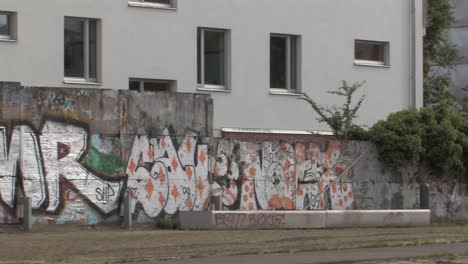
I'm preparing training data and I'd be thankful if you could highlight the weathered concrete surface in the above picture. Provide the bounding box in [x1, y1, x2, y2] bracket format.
[0, 83, 466, 226]
[180, 210, 430, 230]
[326, 210, 431, 228]
[123, 91, 213, 137]
[0, 82, 213, 137]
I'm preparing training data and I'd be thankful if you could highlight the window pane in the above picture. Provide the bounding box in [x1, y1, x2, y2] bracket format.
[129, 80, 141, 91]
[88, 20, 97, 79]
[270, 36, 287, 88]
[0, 14, 10, 36]
[204, 30, 225, 86]
[290, 37, 297, 91]
[145, 0, 171, 4]
[355, 41, 385, 62]
[143, 81, 171, 92]
[64, 19, 85, 78]
[197, 28, 202, 84]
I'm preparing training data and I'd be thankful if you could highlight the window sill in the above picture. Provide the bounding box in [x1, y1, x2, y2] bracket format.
[64, 79, 102, 86]
[128, 2, 177, 10]
[269, 89, 301, 96]
[0, 38, 16, 43]
[354, 61, 390, 68]
[197, 86, 231, 93]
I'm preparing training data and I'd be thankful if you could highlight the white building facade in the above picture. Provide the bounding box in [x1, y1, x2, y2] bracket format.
[0, 0, 425, 134]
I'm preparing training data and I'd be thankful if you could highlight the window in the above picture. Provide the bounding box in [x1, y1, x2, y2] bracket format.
[129, 78, 176, 92]
[354, 40, 389, 66]
[270, 34, 300, 93]
[197, 28, 230, 90]
[0, 11, 16, 41]
[64, 17, 99, 82]
[128, 0, 176, 9]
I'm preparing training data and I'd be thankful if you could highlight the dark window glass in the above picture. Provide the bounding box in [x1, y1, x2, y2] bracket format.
[129, 79, 173, 92]
[0, 14, 10, 36]
[204, 31, 225, 85]
[197, 28, 201, 84]
[143, 81, 170, 92]
[89, 20, 97, 79]
[290, 37, 297, 91]
[145, 0, 171, 4]
[64, 19, 85, 78]
[270, 36, 287, 89]
[129, 80, 140, 91]
[355, 41, 385, 62]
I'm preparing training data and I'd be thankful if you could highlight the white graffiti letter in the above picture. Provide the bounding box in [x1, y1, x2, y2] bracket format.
[41, 121, 122, 214]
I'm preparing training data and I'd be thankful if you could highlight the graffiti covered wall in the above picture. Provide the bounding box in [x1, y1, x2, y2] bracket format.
[0, 83, 466, 224]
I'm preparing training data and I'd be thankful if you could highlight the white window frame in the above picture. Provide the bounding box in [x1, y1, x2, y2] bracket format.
[0, 11, 17, 42]
[129, 78, 176, 92]
[197, 27, 230, 92]
[354, 39, 390, 67]
[269, 34, 301, 94]
[128, 0, 177, 10]
[64, 17, 100, 84]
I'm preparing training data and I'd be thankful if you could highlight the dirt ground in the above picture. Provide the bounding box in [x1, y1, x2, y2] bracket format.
[362, 256, 468, 264]
[0, 224, 467, 263]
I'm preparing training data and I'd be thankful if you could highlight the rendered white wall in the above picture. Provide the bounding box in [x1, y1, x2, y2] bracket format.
[0, 0, 424, 132]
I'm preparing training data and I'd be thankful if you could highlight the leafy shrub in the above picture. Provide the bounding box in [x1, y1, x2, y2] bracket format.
[347, 124, 371, 141]
[369, 106, 468, 176]
[370, 109, 424, 168]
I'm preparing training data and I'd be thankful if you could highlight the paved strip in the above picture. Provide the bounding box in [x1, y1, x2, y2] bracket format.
[161, 242, 468, 264]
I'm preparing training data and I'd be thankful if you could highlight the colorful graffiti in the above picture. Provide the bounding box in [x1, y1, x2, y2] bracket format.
[0, 120, 123, 220]
[0, 119, 356, 224]
[125, 129, 210, 217]
[2, 84, 463, 224]
[125, 133, 355, 218]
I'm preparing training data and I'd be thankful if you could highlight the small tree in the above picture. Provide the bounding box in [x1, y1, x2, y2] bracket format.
[299, 81, 365, 140]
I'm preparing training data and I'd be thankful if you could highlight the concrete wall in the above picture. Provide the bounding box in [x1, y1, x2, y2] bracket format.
[450, 0, 468, 98]
[180, 210, 431, 229]
[0, 0, 424, 133]
[0, 84, 465, 225]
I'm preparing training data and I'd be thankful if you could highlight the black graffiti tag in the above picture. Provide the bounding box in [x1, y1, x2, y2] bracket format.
[96, 184, 116, 204]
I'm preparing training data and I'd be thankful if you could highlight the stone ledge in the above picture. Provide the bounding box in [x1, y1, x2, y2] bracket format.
[180, 210, 431, 230]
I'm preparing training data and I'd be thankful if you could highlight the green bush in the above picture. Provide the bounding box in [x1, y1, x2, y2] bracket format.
[370, 109, 424, 168]
[369, 106, 468, 176]
[347, 124, 371, 141]
[420, 108, 465, 174]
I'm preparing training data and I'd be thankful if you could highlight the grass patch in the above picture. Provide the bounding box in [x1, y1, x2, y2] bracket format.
[154, 215, 180, 230]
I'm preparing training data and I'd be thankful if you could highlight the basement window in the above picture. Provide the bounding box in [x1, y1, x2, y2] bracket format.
[0, 11, 16, 41]
[354, 40, 390, 67]
[128, 0, 177, 9]
[129, 78, 176, 92]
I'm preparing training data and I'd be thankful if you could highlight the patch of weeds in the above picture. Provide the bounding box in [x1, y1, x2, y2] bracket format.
[432, 219, 468, 226]
[154, 215, 180, 230]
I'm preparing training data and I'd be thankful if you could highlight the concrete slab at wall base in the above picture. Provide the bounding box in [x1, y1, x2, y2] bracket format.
[179, 210, 431, 230]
